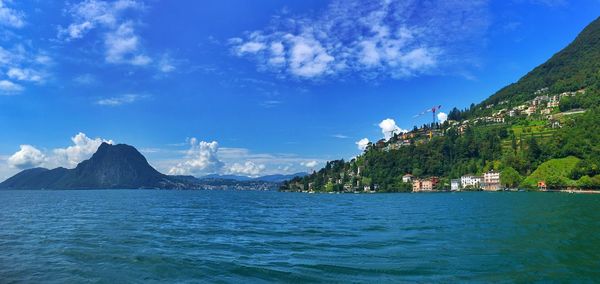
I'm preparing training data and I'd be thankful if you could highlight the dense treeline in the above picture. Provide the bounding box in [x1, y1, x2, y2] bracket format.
[282, 104, 600, 192]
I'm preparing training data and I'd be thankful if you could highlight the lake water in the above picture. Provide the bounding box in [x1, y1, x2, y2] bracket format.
[0, 190, 599, 283]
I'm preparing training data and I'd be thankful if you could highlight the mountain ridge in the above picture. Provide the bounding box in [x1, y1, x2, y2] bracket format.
[0, 143, 285, 190]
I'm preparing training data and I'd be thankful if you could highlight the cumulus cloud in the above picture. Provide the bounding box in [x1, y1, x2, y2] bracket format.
[379, 118, 407, 140]
[356, 138, 370, 151]
[5, 132, 112, 170]
[437, 112, 448, 123]
[0, 0, 25, 28]
[0, 79, 23, 94]
[229, 0, 489, 79]
[60, 0, 153, 66]
[52, 132, 114, 168]
[168, 138, 224, 176]
[227, 161, 266, 176]
[96, 94, 143, 106]
[7, 145, 46, 169]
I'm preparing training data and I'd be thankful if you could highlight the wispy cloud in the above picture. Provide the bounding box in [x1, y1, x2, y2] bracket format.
[0, 0, 25, 28]
[259, 100, 282, 108]
[0, 44, 53, 94]
[0, 79, 23, 94]
[96, 94, 144, 106]
[59, 0, 155, 67]
[229, 0, 490, 80]
[332, 134, 349, 139]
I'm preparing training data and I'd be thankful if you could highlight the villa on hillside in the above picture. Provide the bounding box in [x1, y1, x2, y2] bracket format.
[482, 170, 501, 191]
[402, 174, 414, 183]
[412, 177, 439, 192]
[461, 175, 482, 189]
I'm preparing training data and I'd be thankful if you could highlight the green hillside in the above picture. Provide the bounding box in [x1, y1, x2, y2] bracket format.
[281, 17, 600, 193]
[480, 16, 600, 108]
[521, 156, 580, 188]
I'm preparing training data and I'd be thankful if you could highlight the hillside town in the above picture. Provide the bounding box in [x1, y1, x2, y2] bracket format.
[373, 87, 587, 152]
[283, 86, 592, 194]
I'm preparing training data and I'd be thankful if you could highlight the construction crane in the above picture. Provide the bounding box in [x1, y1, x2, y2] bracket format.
[413, 105, 442, 139]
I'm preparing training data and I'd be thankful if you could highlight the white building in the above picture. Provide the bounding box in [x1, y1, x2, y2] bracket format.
[461, 175, 482, 189]
[451, 179, 461, 191]
[483, 170, 501, 191]
[402, 174, 414, 183]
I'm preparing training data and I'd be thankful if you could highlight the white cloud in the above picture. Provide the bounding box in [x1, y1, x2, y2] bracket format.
[0, 79, 23, 94]
[356, 138, 370, 151]
[156, 141, 323, 177]
[104, 21, 151, 65]
[332, 134, 349, 139]
[168, 138, 224, 176]
[437, 112, 448, 123]
[158, 55, 175, 73]
[237, 41, 266, 54]
[301, 160, 318, 168]
[227, 161, 266, 176]
[51, 132, 114, 168]
[0, 0, 25, 28]
[7, 145, 46, 169]
[61, 0, 153, 66]
[287, 34, 335, 78]
[5, 133, 114, 171]
[0, 46, 51, 93]
[230, 0, 489, 80]
[96, 94, 143, 106]
[378, 118, 407, 140]
[74, 73, 96, 85]
[7, 67, 43, 82]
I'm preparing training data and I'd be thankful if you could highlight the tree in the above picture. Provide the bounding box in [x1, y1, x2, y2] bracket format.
[501, 167, 522, 188]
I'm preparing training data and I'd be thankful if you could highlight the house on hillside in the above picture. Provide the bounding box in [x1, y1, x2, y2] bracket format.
[482, 170, 501, 191]
[412, 177, 439, 192]
[525, 106, 537, 116]
[451, 179, 461, 191]
[402, 174, 414, 183]
[547, 95, 560, 108]
[532, 95, 549, 106]
[461, 175, 482, 189]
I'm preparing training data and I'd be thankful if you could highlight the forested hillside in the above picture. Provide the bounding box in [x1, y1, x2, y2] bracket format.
[282, 17, 600, 193]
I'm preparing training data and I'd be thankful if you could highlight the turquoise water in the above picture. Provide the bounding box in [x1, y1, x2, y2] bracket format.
[1, 190, 599, 283]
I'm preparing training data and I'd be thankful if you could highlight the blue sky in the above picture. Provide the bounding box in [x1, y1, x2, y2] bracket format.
[0, 0, 598, 179]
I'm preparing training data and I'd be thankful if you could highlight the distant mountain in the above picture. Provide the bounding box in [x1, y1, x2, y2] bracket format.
[480, 16, 600, 107]
[0, 143, 183, 189]
[198, 172, 308, 183]
[0, 143, 291, 190]
[198, 174, 254, 181]
[254, 173, 308, 182]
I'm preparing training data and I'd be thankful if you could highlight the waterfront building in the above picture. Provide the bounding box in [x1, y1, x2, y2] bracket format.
[482, 170, 501, 191]
[461, 175, 482, 189]
[451, 179, 461, 191]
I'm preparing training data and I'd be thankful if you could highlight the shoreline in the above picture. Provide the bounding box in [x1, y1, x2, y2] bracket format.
[282, 189, 600, 194]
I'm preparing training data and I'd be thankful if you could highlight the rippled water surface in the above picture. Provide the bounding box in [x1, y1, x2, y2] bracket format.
[1, 190, 599, 283]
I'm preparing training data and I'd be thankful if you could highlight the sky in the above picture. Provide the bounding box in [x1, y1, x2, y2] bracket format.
[0, 0, 599, 179]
